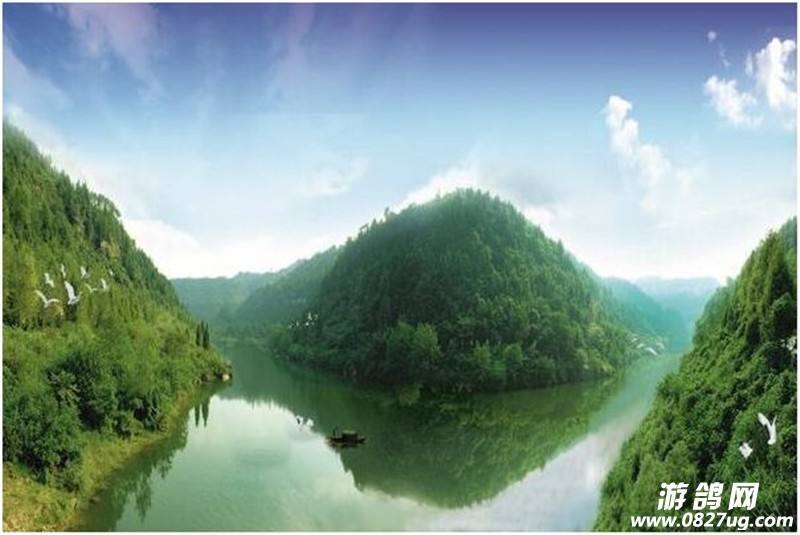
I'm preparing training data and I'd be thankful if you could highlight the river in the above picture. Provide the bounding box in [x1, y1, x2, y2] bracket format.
[77, 340, 680, 531]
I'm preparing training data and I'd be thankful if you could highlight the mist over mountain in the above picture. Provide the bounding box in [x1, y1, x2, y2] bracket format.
[635, 276, 719, 336]
[602, 277, 690, 352]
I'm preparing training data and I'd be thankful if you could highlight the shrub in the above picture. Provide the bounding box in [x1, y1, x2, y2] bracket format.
[3, 377, 82, 482]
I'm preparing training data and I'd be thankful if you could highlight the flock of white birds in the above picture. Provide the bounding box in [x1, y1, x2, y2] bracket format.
[34, 263, 114, 310]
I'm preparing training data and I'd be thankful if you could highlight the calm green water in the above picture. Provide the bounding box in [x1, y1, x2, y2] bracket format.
[77, 341, 680, 531]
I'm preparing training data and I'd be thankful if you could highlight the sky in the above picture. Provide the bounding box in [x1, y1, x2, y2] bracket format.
[3, 3, 797, 281]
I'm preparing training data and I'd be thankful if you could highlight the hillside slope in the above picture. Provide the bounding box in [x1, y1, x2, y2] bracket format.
[603, 277, 690, 352]
[2, 123, 227, 528]
[228, 246, 340, 327]
[271, 190, 633, 397]
[636, 276, 718, 335]
[594, 219, 797, 529]
[172, 271, 279, 323]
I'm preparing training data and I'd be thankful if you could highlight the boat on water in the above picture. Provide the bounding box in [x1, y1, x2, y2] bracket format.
[327, 428, 366, 447]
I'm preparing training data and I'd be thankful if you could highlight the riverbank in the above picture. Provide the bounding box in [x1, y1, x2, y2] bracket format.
[71, 341, 682, 530]
[2, 383, 224, 531]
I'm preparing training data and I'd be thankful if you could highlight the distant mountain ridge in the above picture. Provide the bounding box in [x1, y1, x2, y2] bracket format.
[602, 277, 690, 352]
[228, 247, 339, 327]
[572, 259, 695, 352]
[172, 247, 340, 329]
[635, 276, 719, 333]
[172, 271, 281, 323]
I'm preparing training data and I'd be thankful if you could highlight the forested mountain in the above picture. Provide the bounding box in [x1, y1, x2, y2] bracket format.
[172, 247, 340, 332]
[269, 190, 634, 398]
[603, 278, 690, 352]
[635, 276, 718, 334]
[227, 246, 339, 327]
[595, 219, 796, 529]
[2, 123, 227, 496]
[172, 272, 279, 323]
[573, 259, 691, 352]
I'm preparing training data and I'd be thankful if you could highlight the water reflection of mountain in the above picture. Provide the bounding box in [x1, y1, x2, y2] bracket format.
[219, 341, 623, 508]
[75, 385, 223, 531]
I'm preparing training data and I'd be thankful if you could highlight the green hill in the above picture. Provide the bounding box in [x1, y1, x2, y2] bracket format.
[172, 271, 279, 323]
[270, 189, 634, 398]
[2, 123, 227, 524]
[594, 219, 797, 530]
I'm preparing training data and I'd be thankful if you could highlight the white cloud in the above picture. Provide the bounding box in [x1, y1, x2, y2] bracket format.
[707, 30, 718, 43]
[122, 218, 203, 277]
[603, 95, 692, 211]
[4, 42, 69, 108]
[604, 96, 639, 159]
[752, 37, 797, 113]
[395, 155, 565, 236]
[298, 156, 368, 197]
[703, 76, 760, 127]
[705, 37, 797, 128]
[122, 217, 342, 278]
[60, 4, 162, 97]
[396, 157, 482, 209]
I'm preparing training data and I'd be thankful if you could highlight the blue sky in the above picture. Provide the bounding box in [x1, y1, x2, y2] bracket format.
[4, 3, 796, 280]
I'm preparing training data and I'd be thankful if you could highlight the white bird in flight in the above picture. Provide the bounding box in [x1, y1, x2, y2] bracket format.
[757, 413, 777, 446]
[44, 272, 55, 288]
[108, 268, 115, 277]
[34, 290, 60, 308]
[739, 442, 753, 459]
[64, 281, 80, 306]
[60, 263, 67, 278]
[85, 283, 98, 294]
[80, 266, 89, 279]
[100, 278, 110, 292]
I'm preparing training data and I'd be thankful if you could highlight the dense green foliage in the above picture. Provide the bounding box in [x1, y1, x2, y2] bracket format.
[2, 123, 227, 489]
[603, 277, 690, 351]
[595, 219, 797, 530]
[195, 321, 211, 349]
[172, 272, 278, 323]
[270, 190, 634, 395]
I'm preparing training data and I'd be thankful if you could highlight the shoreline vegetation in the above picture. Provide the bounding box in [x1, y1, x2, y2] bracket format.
[2, 123, 232, 531]
[3, 381, 226, 531]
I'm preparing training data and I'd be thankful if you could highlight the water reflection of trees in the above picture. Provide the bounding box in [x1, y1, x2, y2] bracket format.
[75, 384, 222, 530]
[220, 342, 623, 508]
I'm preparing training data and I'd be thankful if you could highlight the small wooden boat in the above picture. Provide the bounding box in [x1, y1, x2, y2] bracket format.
[327, 429, 365, 446]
